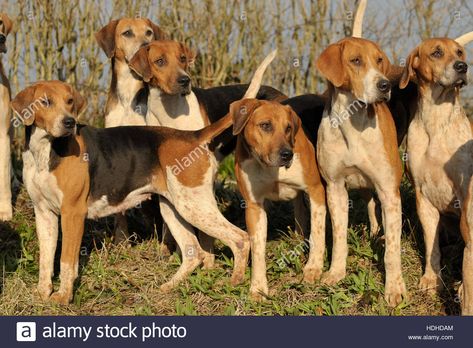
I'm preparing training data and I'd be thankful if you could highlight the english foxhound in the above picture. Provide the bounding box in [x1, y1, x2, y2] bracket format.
[233, 95, 326, 300]
[0, 13, 12, 221]
[95, 18, 166, 242]
[316, 37, 406, 307]
[399, 33, 473, 315]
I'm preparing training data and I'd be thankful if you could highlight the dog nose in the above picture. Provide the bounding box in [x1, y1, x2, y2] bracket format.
[454, 61, 468, 74]
[177, 75, 190, 87]
[0, 35, 5, 44]
[376, 79, 391, 93]
[279, 148, 294, 162]
[62, 117, 76, 129]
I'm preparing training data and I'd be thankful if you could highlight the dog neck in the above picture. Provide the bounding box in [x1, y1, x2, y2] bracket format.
[328, 88, 374, 133]
[108, 58, 146, 113]
[147, 87, 205, 129]
[26, 126, 53, 171]
[416, 83, 464, 136]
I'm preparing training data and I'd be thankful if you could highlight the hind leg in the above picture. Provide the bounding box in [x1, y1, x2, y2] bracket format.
[294, 192, 310, 238]
[168, 184, 250, 286]
[159, 197, 204, 292]
[198, 231, 215, 269]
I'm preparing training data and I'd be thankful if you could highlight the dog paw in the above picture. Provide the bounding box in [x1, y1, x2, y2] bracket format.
[419, 274, 443, 294]
[321, 270, 345, 286]
[201, 253, 215, 270]
[160, 281, 175, 293]
[49, 291, 71, 305]
[249, 286, 269, 302]
[385, 278, 407, 307]
[302, 266, 322, 284]
[37, 283, 53, 301]
[0, 204, 12, 221]
[230, 272, 245, 286]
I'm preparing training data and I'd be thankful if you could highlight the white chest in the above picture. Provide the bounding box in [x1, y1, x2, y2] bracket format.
[147, 89, 206, 130]
[240, 156, 307, 202]
[23, 130, 63, 214]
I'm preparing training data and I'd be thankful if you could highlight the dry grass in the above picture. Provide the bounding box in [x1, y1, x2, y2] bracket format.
[0, 158, 464, 316]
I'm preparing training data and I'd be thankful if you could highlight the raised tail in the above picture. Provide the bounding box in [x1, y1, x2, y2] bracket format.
[198, 49, 277, 142]
[352, 0, 367, 38]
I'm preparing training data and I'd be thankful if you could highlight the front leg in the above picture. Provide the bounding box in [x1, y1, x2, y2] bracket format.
[322, 180, 348, 285]
[415, 189, 443, 293]
[34, 206, 59, 301]
[303, 185, 327, 283]
[376, 185, 406, 307]
[246, 201, 269, 301]
[0, 132, 12, 221]
[49, 210, 86, 304]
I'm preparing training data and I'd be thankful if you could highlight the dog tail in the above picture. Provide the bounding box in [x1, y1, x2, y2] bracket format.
[352, 0, 366, 38]
[198, 49, 277, 142]
[455, 31, 473, 46]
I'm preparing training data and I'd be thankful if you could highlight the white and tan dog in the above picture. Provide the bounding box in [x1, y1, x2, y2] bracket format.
[316, 37, 406, 307]
[399, 33, 473, 315]
[0, 13, 12, 221]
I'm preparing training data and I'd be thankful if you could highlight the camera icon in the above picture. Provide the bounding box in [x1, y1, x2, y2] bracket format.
[16, 322, 37, 342]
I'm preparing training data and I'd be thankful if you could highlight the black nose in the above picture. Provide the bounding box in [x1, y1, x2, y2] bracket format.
[376, 79, 391, 93]
[279, 148, 294, 162]
[0, 35, 5, 44]
[454, 61, 468, 74]
[177, 75, 190, 87]
[62, 117, 76, 129]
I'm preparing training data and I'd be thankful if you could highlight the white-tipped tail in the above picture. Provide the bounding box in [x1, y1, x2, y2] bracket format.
[243, 49, 277, 99]
[352, 0, 367, 38]
[455, 31, 473, 46]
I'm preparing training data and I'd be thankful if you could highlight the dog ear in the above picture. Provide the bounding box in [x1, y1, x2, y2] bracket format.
[288, 108, 301, 146]
[129, 46, 152, 82]
[71, 86, 87, 115]
[180, 42, 196, 67]
[1, 14, 12, 35]
[95, 19, 119, 58]
[231, 99, 261, 135]
[400, 47, 419, 89]
[11, 85, 37, 126]
[147, 19, 167, 40]
[316, 43, 346, 88]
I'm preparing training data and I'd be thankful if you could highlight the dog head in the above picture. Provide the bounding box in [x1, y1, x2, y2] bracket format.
[129, 40, 195, 96]
[317, 37, 392, 104]
[95, 17, 166, 61]
[11, 81, 87, 137]
[400, 38, 468, 90]
[0, 13, 12, 54]
[231, 99, 300, 168]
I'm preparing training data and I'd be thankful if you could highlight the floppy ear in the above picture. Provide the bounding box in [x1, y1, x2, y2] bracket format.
[95, 19, 119, 58]
[129, 46, 152, 82]
[147, 19, 167, 40]
[230, 98, 261, 135]
[400, 47, 419, 89]
[316, 43, 346, 88]
[288, 108, 301, 146]
[179, 42, 196, 67]
[11, 85, 37, 126]
[71, 87, 87, 115]
[1, 14, 12, 35]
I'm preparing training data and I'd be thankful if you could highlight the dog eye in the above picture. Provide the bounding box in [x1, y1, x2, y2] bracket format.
[146, 29, 153, 36]
[285, 125, 292, 133]
[457, 49, 464, 57]
[350, 57, 361, 66]
[377, 57, 383, 64]
[431, 49, 443, 58]
[259, 122, 272, 132]
[180, 55, 187, 63]
[155, 58, 165, 67]
[122, 30, 133, 37]
[66, 98, 73, 105]
[41, 98, 50, 107]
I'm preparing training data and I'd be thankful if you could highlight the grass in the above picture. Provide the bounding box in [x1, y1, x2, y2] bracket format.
[0, 155, 465, 315]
